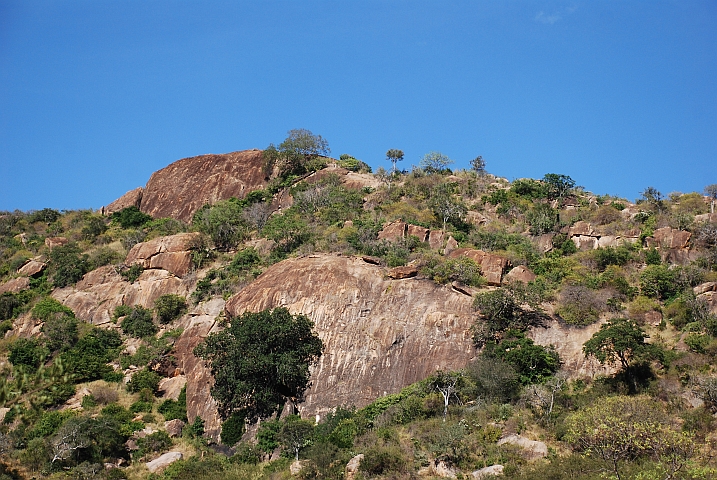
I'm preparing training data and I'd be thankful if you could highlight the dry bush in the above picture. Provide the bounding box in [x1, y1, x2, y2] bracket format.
[91, 384, 119, 405]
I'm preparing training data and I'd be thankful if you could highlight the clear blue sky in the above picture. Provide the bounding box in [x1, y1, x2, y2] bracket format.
[1, 1, 715, 211]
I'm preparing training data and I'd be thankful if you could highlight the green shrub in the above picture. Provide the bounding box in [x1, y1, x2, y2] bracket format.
[0, 292, 22, 321]
[120, 306, 157, 338]
[135, 430, 172, 460]
[185, 416, 205, 438]
[484, 330, 560, 384]
[526, 203, 558, 235]
[88, 246, 123, 268]
[0, 318, 13, 336]
[119, 263, 144, 283]
[61, 328, 122, 382]
[28, 208, 61, 224]
[127, 369, 161, 394]
[593, 246, 632, 271]
[42, 314, 79, 352]
[220, 412, 245, 446]
[81, 215, 108, 240]
[227, 248, 260, 274]
[359, 445, 407, 476]
[685, 333, 711, 354]
[154, 294, 188, 324]
[48, 243, 90, 287]
[8, 338, 48, 371]
[158, 387, 188, 422]
[640, 264, 678, 299]
[111, 206, 152, 229]
[129, 400, 154, 414]
[193, 200, 249, 251]
[31, 297, 74, 322]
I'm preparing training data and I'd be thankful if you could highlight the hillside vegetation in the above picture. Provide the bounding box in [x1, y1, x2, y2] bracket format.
[1, 131, 717, 479]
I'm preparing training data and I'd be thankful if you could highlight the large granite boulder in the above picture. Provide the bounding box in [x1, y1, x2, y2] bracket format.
[104, 187, 143, 215]
[138, 149, 268, 222]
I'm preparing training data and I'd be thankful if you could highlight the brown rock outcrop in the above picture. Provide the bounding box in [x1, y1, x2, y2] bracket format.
[406, 224, 429, 242]
[651, 227, 691, 249]
[18, 259, 46, 277]
[52, 266, 191, 325]
[219, 255, 477, 427]
[447, 248, 509, 286]
[139, 149, 268, 222]
[428, 230, 445, 250]
[387, 265, 418, 279]
[125, 232, 201, 278]
[104, 187, 143, 215]
[45, 237, 68, 249]
[503, 266, 536, 284]
[0, 277, 30, 294]
[568, 221, 594, 237]
[377, 221, 407, 242]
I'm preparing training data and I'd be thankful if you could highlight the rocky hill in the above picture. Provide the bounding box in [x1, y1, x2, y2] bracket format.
[1, 140, 717, 479]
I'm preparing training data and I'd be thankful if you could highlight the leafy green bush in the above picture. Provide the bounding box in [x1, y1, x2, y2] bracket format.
[227, 248, 260, 274]
[31, 297, 74, 321]
[0, 292, 22, 321]
[359, 445, 407, 476]
[193, 200, 248, 251]
[484, 330, 560, 384]
[158, 387, 188, 422]
[119, 263, 144, 283]
[28, 208, 61, 224]
[526, 203, 558, 235]
[640, 264, 678, 299]
[111, 206, 152, 229]
[134, 431, 172, 460]
[129, 400, 154, 414]
[154, 294, 187, 324]
[42, 314, 79, 352]
[8, 338, 49, 371]
[119, 306, 157, 338]
[127, 369, 161, 394]
[81, 215, 108, 240]
[221, 412, 245, 446]
[593, 246, 632, 271]
[423, 256, 483, 286]
[61, 328, 122, 382]
[48, 243, 90, 287]
[88, 246, 123, 268]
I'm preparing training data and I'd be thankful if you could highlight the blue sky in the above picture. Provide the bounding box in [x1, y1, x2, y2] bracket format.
[1, 1, 715, 211]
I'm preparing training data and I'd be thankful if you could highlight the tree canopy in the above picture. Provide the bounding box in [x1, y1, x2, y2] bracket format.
[194, 307, 323, 422]
[263, 129, 330, 177]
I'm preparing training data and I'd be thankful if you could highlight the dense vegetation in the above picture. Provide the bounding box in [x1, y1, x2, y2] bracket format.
[0, 130, 716, 478]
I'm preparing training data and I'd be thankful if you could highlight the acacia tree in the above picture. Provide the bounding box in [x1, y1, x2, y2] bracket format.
[542, 173, 575, 202]
[420, 151, 454, 173]
[194, 308, 323, 422]
[386, 149, 404, 174]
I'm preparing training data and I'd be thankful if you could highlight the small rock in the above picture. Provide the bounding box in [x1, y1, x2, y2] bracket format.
[164, 419, 185, 437]
[444, 236, 458, 255]
[644, 310, 663, 326]
[146, 451, 183, 473]
[406, 224, 429, 242]
[377, 221, 407, 242]
[497, 434, 547, 460]
[0, 277, 30, 294]
[428, 230, 445, 250]
[0, 407, 10, 423]
[568, 221, 594, 237]
[345, 454, 364, 480]
[694, 282, 717, 295]
[361, 255, 381, 265]
[387, 265, 418, 279]
[18, 260, 46, 277]
[290, 460, 303, 475]
[45, 237, 68, 249]
[503, 266, 536, 284]
[433, 460, 457, 478]
[472, 464, 504, 478]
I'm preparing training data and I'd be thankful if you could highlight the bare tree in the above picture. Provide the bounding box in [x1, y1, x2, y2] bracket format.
[430, 371, 464, 421]
[705, 184, 717, 214]
[243, 202, 273, 231]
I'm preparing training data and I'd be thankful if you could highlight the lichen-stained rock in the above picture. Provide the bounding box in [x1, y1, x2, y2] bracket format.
[527, 318, 612, 378]
[223, 255, 476, 423]
[465, 211, 488, 227]
[571, 235, 597, 251]
[651, 227, 691, 249]
[52, 266, 191, 325]
[447, 248, 509, 286]
[0, 276, 30, 294]
[146, 452, 183, 473]
[377, 221, 407, 242]
[125, 232, 201, 278]
[139, 149, 268, 222]
[532, 233, 554, 253]
[104, 187, 143, 215]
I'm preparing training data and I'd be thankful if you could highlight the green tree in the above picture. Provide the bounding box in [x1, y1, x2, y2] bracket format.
[639, 264, 677, 299]
[48, 243, 90, 288]
[386, 149, 404, 174]
[262, 211, 309, 253]
[582, 317, 657, 392]
[110, 206, 152, 229]
[279, 415, 315, 461]
[470, 155, 486, 174]
[194, 308, 323, 421]
[542, 173, 575, 202]
[484, 331, 560, 385]
[639, 186, 665, 213]
[420, 151, 454, 173]
[193, 200, 248, 251]
[154, 294, 187, 324]
[263, 128, 330, 177]
[119, 306, 157, 338]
